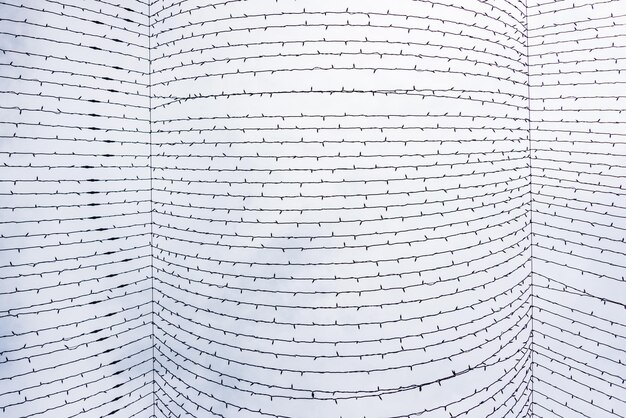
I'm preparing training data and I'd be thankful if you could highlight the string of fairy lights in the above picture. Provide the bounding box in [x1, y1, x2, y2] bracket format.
[148, 1, 532, 417]
[527, 0, 626, 416]
[0, 0, 153, 417]
[0, 0, 624, 417]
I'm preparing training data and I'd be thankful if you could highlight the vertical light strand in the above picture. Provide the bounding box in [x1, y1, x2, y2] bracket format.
[148, 0, 155, 417]
[524, 0, 535, 415]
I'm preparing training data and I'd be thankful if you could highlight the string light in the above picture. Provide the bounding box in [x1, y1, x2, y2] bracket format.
[0, 0, 624, 417]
